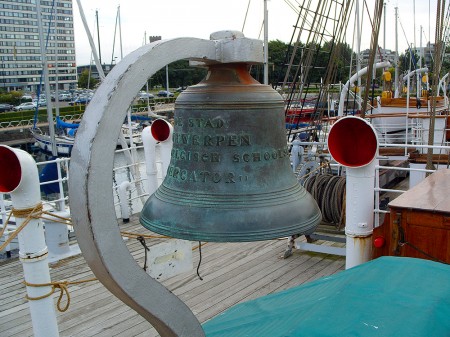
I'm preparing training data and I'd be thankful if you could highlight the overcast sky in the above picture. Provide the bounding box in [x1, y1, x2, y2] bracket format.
[72, 0, 438, 67]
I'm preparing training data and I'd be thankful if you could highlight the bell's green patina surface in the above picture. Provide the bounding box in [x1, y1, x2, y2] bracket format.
[140, 63, 321, 242]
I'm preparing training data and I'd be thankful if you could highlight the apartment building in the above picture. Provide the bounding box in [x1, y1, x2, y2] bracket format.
[0, 0, 77, 92]
[359, 48, 398, 68]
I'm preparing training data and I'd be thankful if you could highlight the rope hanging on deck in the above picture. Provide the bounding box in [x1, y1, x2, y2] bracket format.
[23, 278, 97, 312]
[120, 231, 168, 239]
[136, 235, 150, 271]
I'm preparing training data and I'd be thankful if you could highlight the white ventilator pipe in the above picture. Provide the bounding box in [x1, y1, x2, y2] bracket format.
[437, 72, 449, 96]
[150, 119, 173, 178]
[142, 125, 158, 196]
[117, 181, 132, 223]
[327, 116, 379, 269]
[291, 138, 304, 172]
[44, 210, 71, 260]
[338, 61, 391, 116]
[0, 145, 59, 337]
[402, 67, 428, 82]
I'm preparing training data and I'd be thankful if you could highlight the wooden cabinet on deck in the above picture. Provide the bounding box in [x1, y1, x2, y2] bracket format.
[373, 169, 450, 263]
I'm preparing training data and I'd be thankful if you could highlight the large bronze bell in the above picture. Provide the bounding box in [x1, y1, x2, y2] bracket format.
[140, 63, 321, 242]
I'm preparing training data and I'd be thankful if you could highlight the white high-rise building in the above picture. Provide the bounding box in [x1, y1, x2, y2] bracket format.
[0, 0, 77, 92]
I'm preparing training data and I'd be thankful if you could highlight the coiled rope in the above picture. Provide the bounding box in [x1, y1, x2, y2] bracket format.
[303, 173, 346, 226]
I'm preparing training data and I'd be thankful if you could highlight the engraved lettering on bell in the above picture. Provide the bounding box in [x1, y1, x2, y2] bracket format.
[172, 132, 251, 147]
[188, 117, 226, 128]
[232, 147, 289, 163]
[167, 165, 245, 184]
[171, 149, 221, 163]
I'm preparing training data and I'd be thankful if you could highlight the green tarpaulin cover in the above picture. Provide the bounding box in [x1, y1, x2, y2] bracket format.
[203, 256, 450, 336]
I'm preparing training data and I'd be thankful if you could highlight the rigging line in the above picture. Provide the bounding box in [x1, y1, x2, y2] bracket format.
[283, 0, 328, 105]
[397, 16, 418, 69]
[304, 4, 341, 41]
[242, 0, 251, 33]
[196, 241, 203, 281]
[360, 0, 384, 118]
[362, 0, 384, 61]
[290, 1, 339, 46]
[136, 236, 150, 272]
[440, 3, 450, 58]
[425, 0, 446, 172]
[283, 0, 300, 14]
[111, 5, 119, 65]
[421, 28, 434, 65]
[280, 0, 322, 90]
[258, 20, 264, 40]
[349, 1, 357, 81]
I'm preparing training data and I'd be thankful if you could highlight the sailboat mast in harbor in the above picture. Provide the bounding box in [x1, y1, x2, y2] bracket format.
[35, 0, 57, 157]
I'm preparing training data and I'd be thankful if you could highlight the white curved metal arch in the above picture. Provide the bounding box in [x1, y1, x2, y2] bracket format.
[68, 33, 263, 337]
[68, 37, 218, 337]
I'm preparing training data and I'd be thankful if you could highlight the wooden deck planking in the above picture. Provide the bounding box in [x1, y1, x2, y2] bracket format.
[0, 216, 345, 337]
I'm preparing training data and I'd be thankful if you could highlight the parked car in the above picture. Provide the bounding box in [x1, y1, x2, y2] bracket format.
[0, 104, 14, 112]
[69, 96, 91, 106]
[14, 102, 37, 111]
[32, 98, 47, 107]
[21, 94, 33, 100]
[137, 92, 155, 102]
[157, 90, 174, 97]
[58, 93, 72, 101]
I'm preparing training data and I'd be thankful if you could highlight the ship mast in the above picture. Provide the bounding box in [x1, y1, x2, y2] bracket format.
[263, 0, 269, 84]
[75, 0, 105, 80]
[394, 7, 399, 97]
[36, 0, 57, 157]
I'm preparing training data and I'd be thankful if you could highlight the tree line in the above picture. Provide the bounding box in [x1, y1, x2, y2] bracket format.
[126, 40, 450, 91]
[3, 39, 448, 99]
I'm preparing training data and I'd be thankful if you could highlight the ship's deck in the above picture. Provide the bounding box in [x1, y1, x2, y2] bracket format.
[0, 216, 345, 337]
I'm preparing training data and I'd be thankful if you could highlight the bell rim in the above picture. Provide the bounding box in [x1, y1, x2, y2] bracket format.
[153, 183, 309, 208]
[140, 211, 322, 243]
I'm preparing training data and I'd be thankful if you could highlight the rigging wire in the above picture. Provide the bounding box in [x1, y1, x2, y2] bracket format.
[196, 241, 204, 281]
[242, 0, 251, 32]
[360, 0, 384, 118]
[398, 19, 418, 70]
[283, 0, 299, 14]
[280, 0, 355, 145]
[426, 0, 447, 172]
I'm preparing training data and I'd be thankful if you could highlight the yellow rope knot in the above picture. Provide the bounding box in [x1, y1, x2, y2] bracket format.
[23, 280, 70, 312]
[12, 203, 43, 218]
[23, 277, 97, 312]
[0, 203, 72, 252]
[0, 203, 44, 252]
